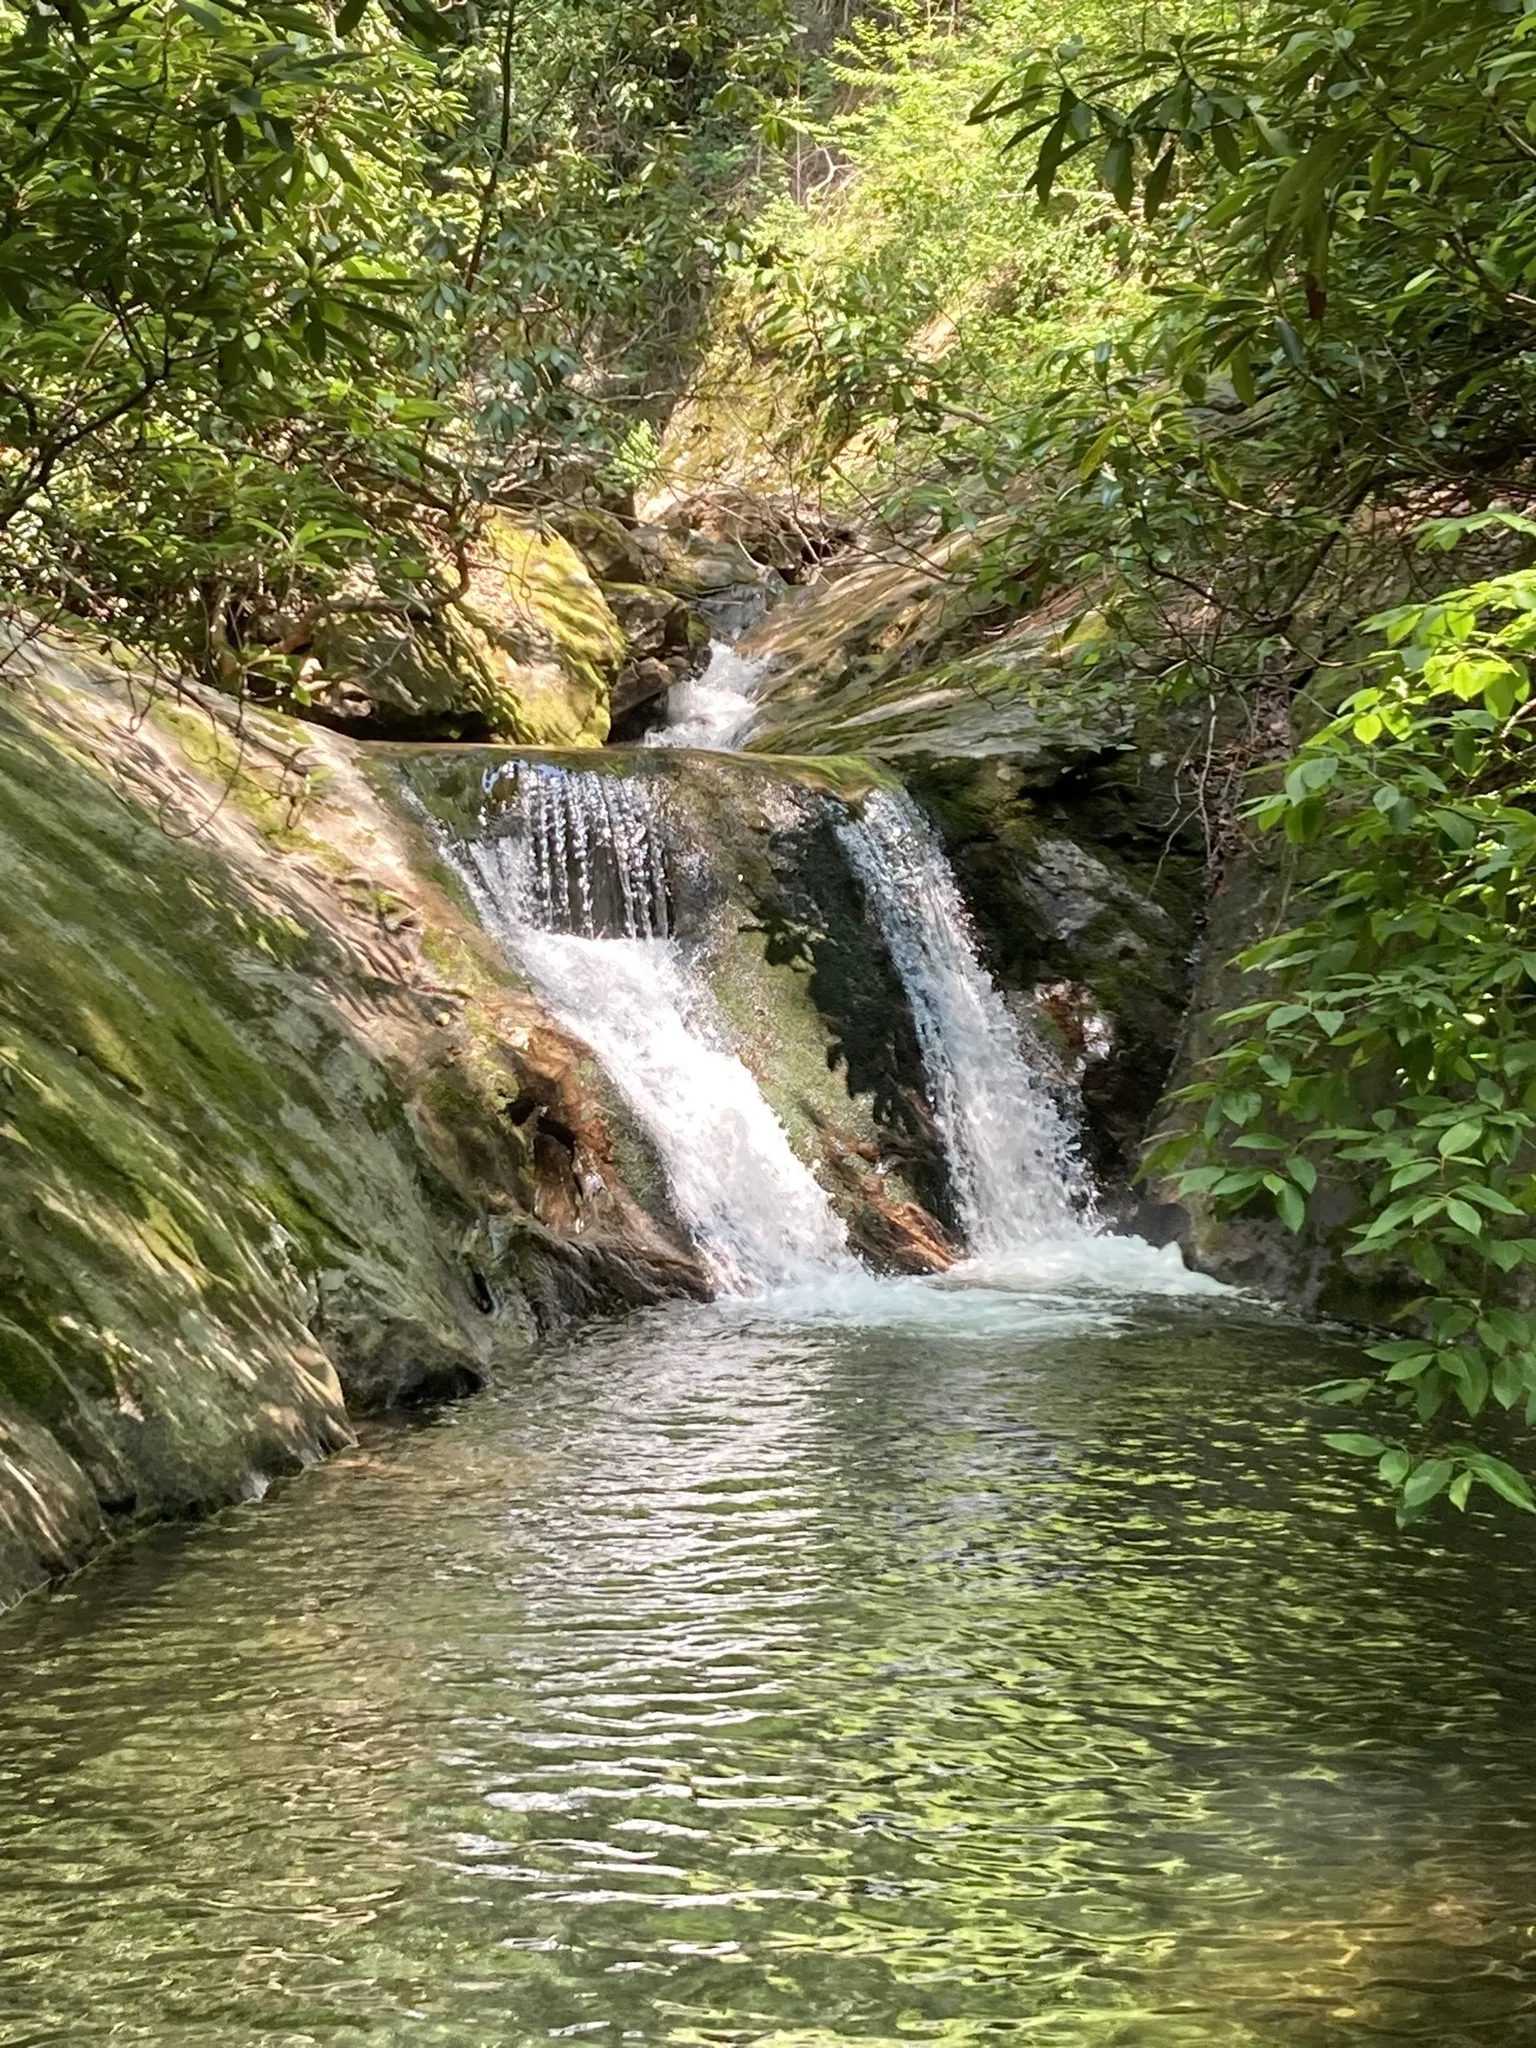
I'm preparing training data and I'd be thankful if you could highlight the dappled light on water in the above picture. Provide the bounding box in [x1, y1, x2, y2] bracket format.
[1, 1289, 1534, 2044]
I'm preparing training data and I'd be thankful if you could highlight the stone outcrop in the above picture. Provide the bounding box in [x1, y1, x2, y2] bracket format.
[300, 521, 626, 746]
[909, 752, 1205, 1205]
[0, 633, 705, 1610]
[284, 507, 798, 749]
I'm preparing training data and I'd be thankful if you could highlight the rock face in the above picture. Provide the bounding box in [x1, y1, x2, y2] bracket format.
[736, 517, 1092, 759]
[648, 487, 856, 582]
[0, 634, 706, 1610]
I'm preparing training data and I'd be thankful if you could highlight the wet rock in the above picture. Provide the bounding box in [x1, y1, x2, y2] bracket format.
[612, 656, 679, 723]
[651, 487, 856, 581]
[643, 530, 786, 639]
[602, 581, 695, 661]
[0, 637, 706, 1609]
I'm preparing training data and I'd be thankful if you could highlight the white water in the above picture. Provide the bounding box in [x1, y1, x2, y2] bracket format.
[838, 787, 1094, 1252]
[444, 760, 1221, 1309]
[454, 765, 851, 1295]
[646, 642, 768, 751]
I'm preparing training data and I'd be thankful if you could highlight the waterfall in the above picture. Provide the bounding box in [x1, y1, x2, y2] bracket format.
[465, 762, 672, 940]
[451, 763, 851, 1296]
[646, 643, 768, 752]
[837, 788, 1094, 1252]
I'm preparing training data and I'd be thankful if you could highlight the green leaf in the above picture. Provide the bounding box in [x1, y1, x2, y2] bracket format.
[1101, 136, 1134, 211]
[1144, 145, 1176, 219]
[1210, 120, 1242, 173]
[1402, 1458, 1455, 1507]
[1315, 1378, 1372, 1404]
[1464, 1452, 1536, 1511]
[1324, 1432, 1388, 1458]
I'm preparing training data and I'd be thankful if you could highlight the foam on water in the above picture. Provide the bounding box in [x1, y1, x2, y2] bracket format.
[715, 1232, 1227, 1337]
[646, 642, 768, 751]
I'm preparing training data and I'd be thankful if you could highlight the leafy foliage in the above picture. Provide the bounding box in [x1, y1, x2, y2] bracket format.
[678, 0, 1171, 504]
[1148, 524, 1536, 1517]
[0, 0, 795, 685]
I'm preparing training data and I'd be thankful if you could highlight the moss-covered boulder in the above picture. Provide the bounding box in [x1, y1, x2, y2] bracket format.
[301, 606, 517, 739]
[301, 523, 626, 747]
[0, 633, 704, 1610]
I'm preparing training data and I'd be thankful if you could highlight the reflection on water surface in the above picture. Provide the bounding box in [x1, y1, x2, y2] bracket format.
[0, 1285, 1533, 2046]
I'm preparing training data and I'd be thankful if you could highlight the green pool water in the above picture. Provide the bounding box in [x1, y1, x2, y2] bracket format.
[1, 1278, 1533, 2046]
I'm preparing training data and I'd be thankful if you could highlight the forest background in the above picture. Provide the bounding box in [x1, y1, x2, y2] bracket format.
[6, 0, 1536, 1516]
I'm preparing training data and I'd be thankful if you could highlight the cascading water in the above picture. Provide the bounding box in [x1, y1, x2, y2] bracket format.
[449, 762, 850, 1296]
[463, 762, 672, 941]
[838, 787, 1095, 1252]
[646, 642, 768, 751]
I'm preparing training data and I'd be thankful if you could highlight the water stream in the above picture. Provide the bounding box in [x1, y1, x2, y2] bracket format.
[448, 755, 1117, 1297]
[838, 789, 1093, 1250]
[455, 763, 851, 1294]
[647, 642, 769, 752]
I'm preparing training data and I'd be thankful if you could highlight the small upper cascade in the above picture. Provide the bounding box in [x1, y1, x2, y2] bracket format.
[472, 761, 672, 939]
[448, 760, 852, 1296]
[647, 642, 768, 752]
[837, 788, 1095, 1252]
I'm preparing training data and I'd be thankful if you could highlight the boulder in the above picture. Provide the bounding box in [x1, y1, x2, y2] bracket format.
[653, 487, 855, 581]
[0, 635, 707, 1609]
[547, 505, 655, 586]
[301, 522, 625, 747]
[601, 581, 698, 662]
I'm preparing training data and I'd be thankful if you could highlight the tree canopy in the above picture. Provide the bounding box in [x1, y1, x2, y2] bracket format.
[0, 0, 796, 680]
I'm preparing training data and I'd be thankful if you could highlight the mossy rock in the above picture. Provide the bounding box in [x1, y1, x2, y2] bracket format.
[303, 607, 519, 739]
[0, 636, 706, 1609]
[303, 523, 625, 747]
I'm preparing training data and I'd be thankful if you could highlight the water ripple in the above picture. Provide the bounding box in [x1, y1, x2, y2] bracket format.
[0, 1296, 1534, 2045]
